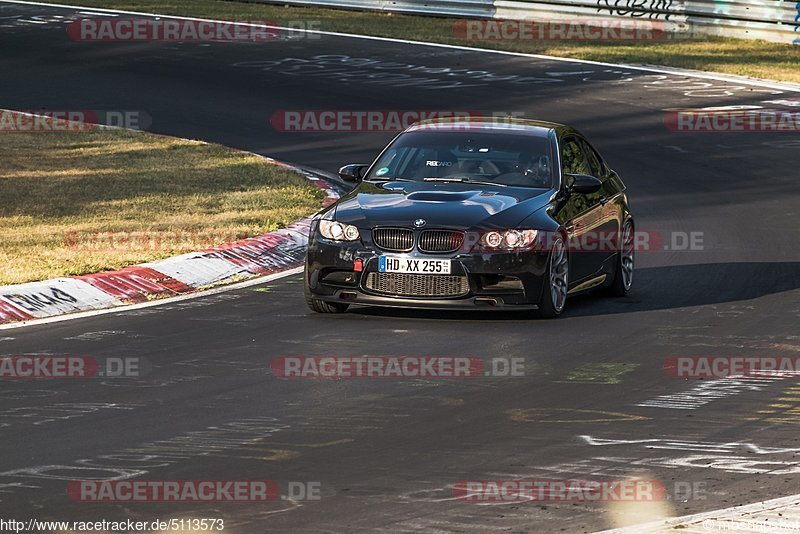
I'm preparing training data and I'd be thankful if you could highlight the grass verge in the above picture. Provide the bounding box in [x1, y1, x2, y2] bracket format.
[0, 112, 324, 285]
[43, 0, 800, 83]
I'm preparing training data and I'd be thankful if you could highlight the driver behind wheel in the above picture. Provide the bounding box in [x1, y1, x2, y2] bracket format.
[497, 152, 551, 187]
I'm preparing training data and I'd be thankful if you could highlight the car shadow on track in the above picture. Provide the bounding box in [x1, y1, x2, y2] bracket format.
[347, 262, 800, 320]
[566, 261, 800, 317]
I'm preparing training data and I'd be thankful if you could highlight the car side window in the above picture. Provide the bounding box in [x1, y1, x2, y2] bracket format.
[561, 137, 592, 176]
[560, 137, 602, 218]
[578, 138, 604, 178]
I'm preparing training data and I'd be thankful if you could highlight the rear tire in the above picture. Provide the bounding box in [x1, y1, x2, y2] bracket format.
[534, 236, 568, 318]
[304, 265, 349, 313]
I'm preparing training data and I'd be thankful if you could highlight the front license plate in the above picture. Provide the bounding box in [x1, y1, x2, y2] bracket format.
[378, 256, 451, 275]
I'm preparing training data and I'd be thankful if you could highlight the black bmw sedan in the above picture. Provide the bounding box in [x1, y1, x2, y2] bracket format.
[304, 118, 634, 318]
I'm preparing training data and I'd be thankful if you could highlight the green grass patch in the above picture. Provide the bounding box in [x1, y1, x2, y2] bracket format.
[48, 0, 800, 83]
[0, 113, 324, 285]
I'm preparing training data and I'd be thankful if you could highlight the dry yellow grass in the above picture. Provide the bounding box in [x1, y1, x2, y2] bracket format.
[0, 115, 324, 284]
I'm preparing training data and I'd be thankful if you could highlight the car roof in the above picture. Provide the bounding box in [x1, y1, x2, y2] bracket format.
[404, 116, 568, 137]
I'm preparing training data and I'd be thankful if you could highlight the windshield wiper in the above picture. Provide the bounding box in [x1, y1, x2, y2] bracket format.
[422, 177, 507, 187]
[367, 177, 416, 182]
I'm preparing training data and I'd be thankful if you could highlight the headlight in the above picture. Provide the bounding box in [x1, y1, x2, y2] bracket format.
[319, 220, 360, 242]
[479, 229, 538, 251]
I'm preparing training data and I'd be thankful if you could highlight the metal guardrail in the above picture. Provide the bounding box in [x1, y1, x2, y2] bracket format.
[251, 0, 800, 44]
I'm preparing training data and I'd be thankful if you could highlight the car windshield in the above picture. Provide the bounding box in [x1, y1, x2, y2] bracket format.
[364, 130, 554, 188]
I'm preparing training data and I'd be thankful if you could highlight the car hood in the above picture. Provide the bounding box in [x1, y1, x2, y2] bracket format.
[331, 181, 554, 229]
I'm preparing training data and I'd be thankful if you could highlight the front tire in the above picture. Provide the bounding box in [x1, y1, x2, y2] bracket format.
[534, 236, 568, 318]
[305, 295, 349, 314]
[304, 264, 349, 314]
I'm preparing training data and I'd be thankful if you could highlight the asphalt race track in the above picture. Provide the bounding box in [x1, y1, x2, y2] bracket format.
[2, 2, 800, 531]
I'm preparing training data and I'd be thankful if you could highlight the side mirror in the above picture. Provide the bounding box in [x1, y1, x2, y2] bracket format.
[566, 174, 602, 194]
[338, 164, 369, 183]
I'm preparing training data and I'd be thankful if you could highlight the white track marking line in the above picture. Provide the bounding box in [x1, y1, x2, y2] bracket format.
[1, 0, 798, 93]
[0, 266, 302, 331]
[77, 10, 115, 16]
[595, 492, 800, 533]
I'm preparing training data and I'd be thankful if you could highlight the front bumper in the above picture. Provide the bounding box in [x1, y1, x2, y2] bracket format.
[306, 229, 549, 310]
